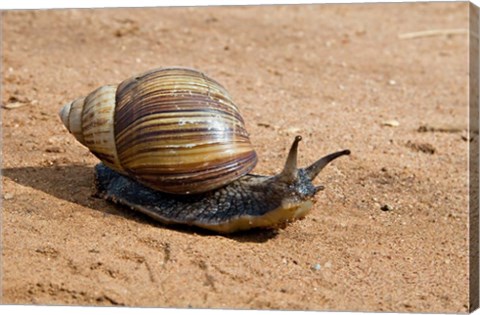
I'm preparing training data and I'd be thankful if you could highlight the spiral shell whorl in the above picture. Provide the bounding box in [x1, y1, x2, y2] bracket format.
[59, 97, 86, 145]
[60, 85, 124, 173]
[114, 68, 257, 194]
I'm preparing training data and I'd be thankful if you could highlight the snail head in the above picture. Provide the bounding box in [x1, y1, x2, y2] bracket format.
[247, 135, 350, 227]
[276, 135, 350, 199]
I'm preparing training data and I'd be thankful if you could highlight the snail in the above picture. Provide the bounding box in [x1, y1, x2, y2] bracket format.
[59, 67, 350, 233]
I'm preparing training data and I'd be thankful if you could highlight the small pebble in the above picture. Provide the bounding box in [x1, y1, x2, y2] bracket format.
[381, 204, 393, 211]
[324, 261, 332, 268]
[382, 120, 400, 127]
[4, 193, 14, 200]
[388, 79, 397, 85]
[3, 102, 28, 109]
[284, 127, 301, 134]
[311, 263, 321, 271]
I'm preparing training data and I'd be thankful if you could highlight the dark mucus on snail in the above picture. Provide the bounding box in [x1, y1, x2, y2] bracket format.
[59, 67, 350, 233]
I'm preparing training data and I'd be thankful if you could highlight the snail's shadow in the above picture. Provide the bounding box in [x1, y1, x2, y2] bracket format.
[2, 165, 278, 243]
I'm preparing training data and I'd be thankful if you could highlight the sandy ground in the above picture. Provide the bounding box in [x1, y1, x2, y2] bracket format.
[1, 2, 475, 312]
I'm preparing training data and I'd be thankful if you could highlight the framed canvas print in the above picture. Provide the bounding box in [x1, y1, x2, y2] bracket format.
[1, 1, 479, 313]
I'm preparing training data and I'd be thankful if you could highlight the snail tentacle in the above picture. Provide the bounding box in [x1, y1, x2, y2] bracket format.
[305, 149, 351, 180]
[278, 135, 302, 183]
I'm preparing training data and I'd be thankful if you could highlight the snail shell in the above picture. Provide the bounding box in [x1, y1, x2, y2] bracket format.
[59, 67, 257, 194]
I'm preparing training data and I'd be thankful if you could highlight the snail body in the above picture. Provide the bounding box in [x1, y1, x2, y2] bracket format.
[60, 67, 350, 233]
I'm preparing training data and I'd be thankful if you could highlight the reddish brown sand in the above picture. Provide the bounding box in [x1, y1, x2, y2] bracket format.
[1, 3, 474, 312]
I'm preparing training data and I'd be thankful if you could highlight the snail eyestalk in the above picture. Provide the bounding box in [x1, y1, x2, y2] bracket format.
[305, 149, 351, 180]
[279, 135, 302, 183]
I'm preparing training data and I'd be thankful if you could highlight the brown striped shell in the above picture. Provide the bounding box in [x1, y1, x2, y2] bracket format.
[59, 67, 258, 194]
